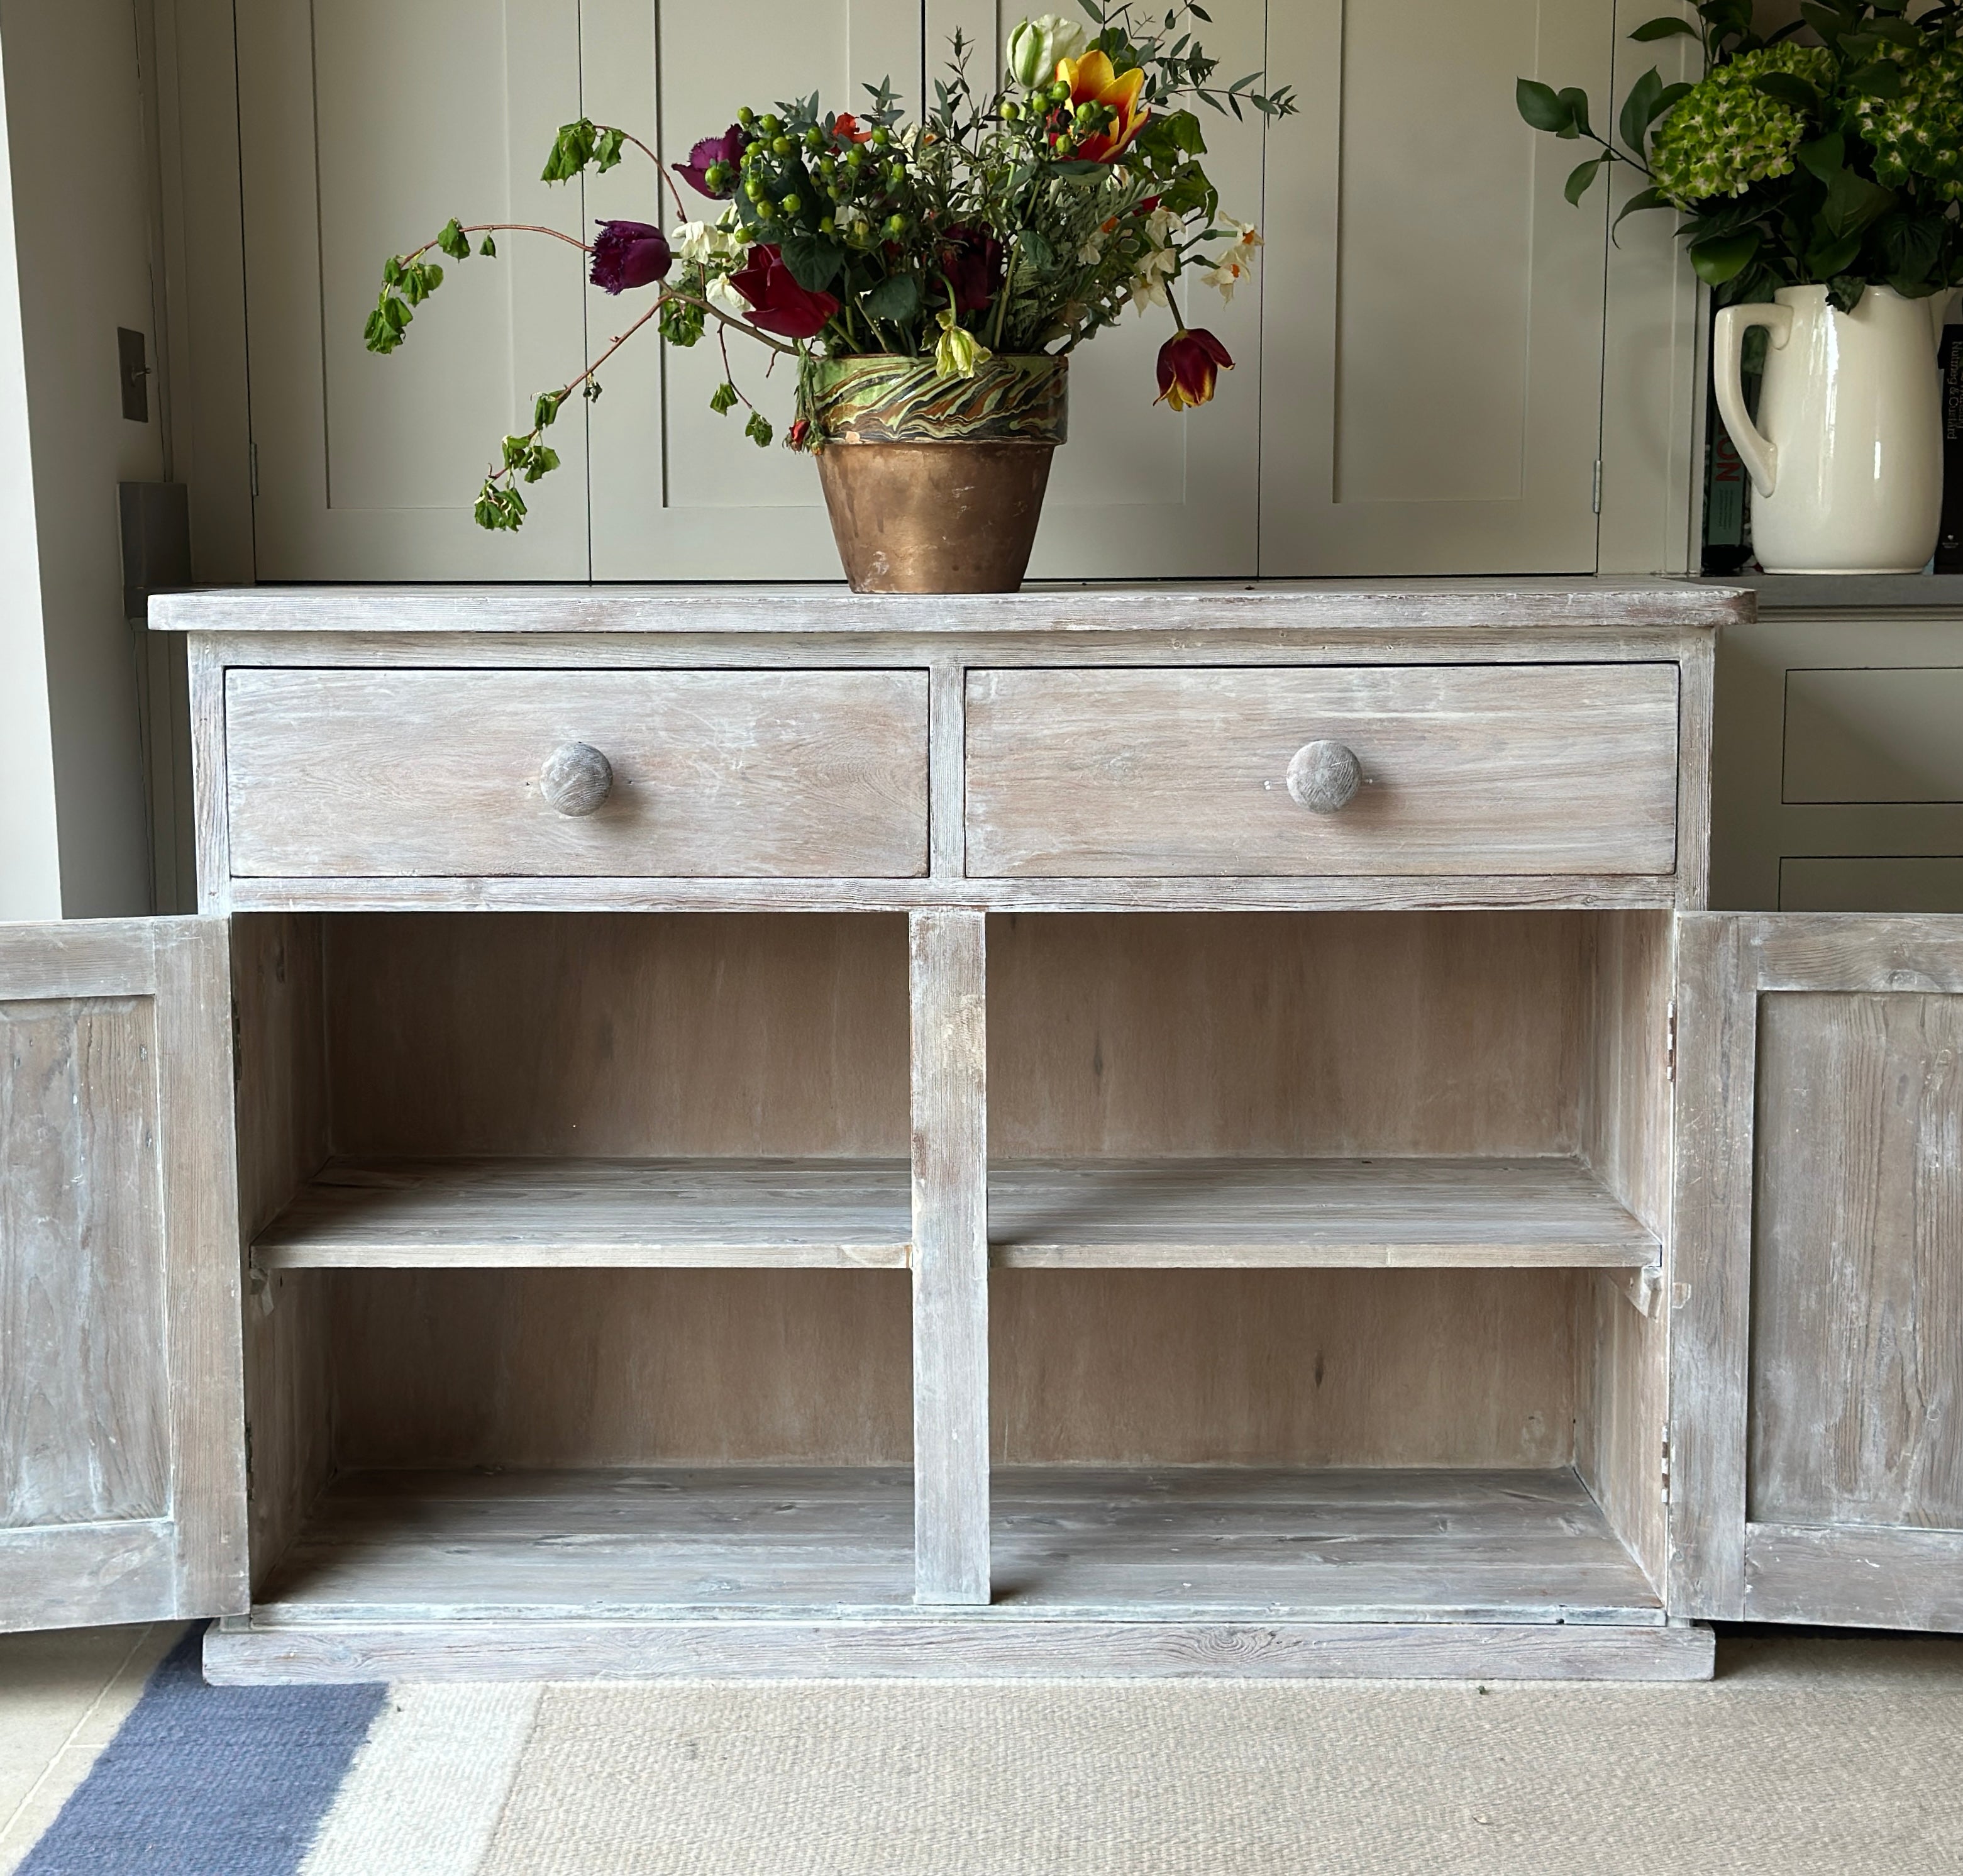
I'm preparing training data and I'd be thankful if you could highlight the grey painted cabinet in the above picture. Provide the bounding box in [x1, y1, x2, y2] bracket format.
[219, 0, 1637, 581]
[0, 918, 245, 1632]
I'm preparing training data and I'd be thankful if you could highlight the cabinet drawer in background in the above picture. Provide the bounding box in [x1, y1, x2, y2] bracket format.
[224, 669, 931, 879]
[965, 665, 1681, 879]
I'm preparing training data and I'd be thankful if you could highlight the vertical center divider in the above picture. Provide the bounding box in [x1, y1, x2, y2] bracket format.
[909, 907, 991, 1605]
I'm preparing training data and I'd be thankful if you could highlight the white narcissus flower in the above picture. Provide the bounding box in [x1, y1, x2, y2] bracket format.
[672, 222, 744, 267]
[1203, 256, 1250, 302]
[1225, 218, 1264, 253]
[1144, 204, 1180, 247]
[1077, 230, 1105, 265]
[706, 274, 749, 320]
[1128, 243, 1177, 313]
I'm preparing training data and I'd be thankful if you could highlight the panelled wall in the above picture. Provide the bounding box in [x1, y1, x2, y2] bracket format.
[207, 0, 1694, 582]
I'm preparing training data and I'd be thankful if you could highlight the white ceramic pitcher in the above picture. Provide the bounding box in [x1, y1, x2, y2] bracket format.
[1714, 284, 1957, 574]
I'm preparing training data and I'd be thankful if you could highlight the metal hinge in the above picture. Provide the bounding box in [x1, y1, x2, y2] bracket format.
[1591, 458, 1603, 514]
[1664, 999, 1678, 1082]
[1661, 1432, 1673, 1504]
[249, 440, 260, 501]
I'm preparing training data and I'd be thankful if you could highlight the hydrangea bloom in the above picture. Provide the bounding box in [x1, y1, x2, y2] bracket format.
[1649, 45, 1836, 208]
[1854, 43, 1963, 202]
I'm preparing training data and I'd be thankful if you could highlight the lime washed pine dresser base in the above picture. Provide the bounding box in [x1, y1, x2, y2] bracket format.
[8, 581, 1962, 1682]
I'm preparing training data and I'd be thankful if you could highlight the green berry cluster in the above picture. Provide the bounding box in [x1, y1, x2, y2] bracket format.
[730, 103, 912, 247]
[1649, 45, 1836, 208]
[1855, 43, 1963, 203]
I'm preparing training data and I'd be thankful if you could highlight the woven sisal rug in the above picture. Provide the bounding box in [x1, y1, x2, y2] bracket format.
[16, 1629, 1963, 1875]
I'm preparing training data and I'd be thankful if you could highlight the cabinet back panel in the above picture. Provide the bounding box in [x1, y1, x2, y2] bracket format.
[324, 1268, 1582, 1469]
[323, 913, 912, 1157]
[1750, 991, 1963, 1529]
[989, 912, 1586, 1157]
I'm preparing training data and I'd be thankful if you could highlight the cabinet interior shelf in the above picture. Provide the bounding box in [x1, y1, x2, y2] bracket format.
[253, 1154, 1661, 1272]
[252, 1464, 1662, 1628]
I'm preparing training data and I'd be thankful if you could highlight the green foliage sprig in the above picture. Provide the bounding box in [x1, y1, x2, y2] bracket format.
[1520, 0, 1963, 311]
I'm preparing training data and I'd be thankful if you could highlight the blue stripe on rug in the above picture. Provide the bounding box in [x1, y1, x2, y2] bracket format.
[17, 1628, 387, 1876]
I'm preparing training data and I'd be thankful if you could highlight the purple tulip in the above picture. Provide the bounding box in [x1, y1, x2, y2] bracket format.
[674, 125, 746, 199]
[589, 221, 673, 295]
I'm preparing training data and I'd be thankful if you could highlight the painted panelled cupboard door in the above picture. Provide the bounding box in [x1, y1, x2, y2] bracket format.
[582, 0, 925, 579]
[0, 921, 246, 1632]
[1673, 915, 1963, 1633]
[235, 0, 593, 578]
[920, 2, 1264, 580]
[1260, 0, 1614, 574]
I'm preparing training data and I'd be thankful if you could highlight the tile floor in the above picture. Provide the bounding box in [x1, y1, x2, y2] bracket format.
[0, 1623, 188, 1874]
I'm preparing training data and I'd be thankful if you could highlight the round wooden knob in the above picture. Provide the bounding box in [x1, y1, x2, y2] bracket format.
[539, 741, 614, 816]
[1286, 740, 1361, 814]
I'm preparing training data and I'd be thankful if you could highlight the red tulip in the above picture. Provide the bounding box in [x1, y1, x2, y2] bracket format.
[1155, 327, 1233, 411]
[939, 225, 1004, 313]
[729, 243, 839, 340]
[589, 221, 672, 295]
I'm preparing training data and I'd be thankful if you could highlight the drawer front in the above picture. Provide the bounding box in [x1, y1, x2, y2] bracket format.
[965, 665, 1680, 878]
[226, 669, 930, 879]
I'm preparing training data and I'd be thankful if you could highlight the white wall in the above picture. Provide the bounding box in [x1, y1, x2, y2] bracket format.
[0, 21, 60, 922]
[0, 0, 163, 918]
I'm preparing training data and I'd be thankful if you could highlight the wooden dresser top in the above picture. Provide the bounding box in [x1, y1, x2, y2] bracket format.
[152, 579, 1752, 637]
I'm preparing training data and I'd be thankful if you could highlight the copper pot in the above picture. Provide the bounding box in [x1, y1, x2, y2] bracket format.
[805, 354, 1068, 594]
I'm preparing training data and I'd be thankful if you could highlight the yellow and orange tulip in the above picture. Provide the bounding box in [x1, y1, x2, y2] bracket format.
[1056, 50, 1149, 162]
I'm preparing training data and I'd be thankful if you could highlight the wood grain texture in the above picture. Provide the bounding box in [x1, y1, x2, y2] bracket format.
[189, 634, 231, 914]
[151, 580, 1752, 637]
[230, 914, 335, 1593]
[224, 668, 931, 880]
[987, 1157, 1657, 1267]
[323, 913, 910, 1158]
[1750, 991, 1963, 1529]
[153, 920, 251, 1618]
[257, 1158, 914, 1269]
[1667, 914, 1754, 1619]
[202, 1617, 1716, 1684]
[965, 665, 1679, 879]
[992, 1270, 1586, 1468]
[1744, 1521, 1963, 1629]
[910, 911, 990, 1604]
[251, 1153, 1657, 1272]
[240, 1463, 1657, 1626]
[988, 912, 1585, 1158]
[224, 874, 1692, 916]
[1, 993, 168, 1527]
[326, 1270, 914, 1469]
[0, 919, 246, 1628]
[1576, 911, 1674, 1588]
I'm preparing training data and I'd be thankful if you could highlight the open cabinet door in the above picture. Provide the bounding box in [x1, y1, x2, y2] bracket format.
[1, 919, 246, 1631]
[1672, 914, 1963, 1629]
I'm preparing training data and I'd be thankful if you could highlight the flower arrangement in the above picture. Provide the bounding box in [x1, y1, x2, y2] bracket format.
[1518, 0, 1963, 311]
[365, 4, 1292, 532]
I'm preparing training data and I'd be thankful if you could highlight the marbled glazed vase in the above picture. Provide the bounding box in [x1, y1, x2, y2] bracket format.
[807, 353, 1068, 593]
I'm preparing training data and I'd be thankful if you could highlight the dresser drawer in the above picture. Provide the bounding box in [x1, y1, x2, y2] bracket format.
[965, 665, 1679, 878]
[225, 669, 930, 879]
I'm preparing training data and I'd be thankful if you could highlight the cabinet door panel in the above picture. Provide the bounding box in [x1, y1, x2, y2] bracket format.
[927, 1, 1264, 579]
[238, 0, 591, 577]
[1673, 914, 1963, 1628]
[1261, 0, 1612, 573]
[583, 0, 924, 578]
[0, 921, 245, 1631]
